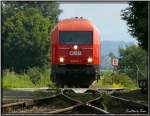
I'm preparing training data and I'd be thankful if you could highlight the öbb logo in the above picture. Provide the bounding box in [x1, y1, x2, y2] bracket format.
[69, 51, 82, 56]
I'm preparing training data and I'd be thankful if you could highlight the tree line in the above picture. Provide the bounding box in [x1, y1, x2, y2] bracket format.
[121, 1, 148, 51]
[2, 1, 62, 72]
[119, 1, 148, 80]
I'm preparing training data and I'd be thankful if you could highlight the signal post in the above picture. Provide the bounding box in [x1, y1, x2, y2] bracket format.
[111, 58, 119, 84]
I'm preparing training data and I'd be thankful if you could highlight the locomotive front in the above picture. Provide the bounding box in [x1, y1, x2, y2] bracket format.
[51, 17, 100, 87]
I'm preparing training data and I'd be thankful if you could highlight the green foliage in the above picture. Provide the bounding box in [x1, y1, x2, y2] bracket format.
[118, 45, 148, 80]
[2, 9, 51, 71]
[2, 69, 35, 88]
[108, 52, 116, 59]
[121, 2, 148, 50]
[2, 2, 62, 25]
[27, 67, 41, 84]
[2, 68, 56, 88]
[2, 2, 62, 72]
[92, 72, 137, 89]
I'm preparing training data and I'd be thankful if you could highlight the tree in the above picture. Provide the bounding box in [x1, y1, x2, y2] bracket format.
[2, 2, 62, 72]
[2, 2, 62, 33]
[108, 52, 116, 59]
[2, 1, 62, 22]
[2, 1, 61, 72]
[118, 45, 147, 80]
[121, 2, 148, 51]
[2, 8, 51, 72]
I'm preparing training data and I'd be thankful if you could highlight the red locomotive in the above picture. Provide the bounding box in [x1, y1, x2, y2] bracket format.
[51, 17, 101, 87]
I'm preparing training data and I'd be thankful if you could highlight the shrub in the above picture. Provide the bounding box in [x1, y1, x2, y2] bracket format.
[27, 67, 41, 84]
[93, 72, 138, 89]
[112, 83, 124, 88]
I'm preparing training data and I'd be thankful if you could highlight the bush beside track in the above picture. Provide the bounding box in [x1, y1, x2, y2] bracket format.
[91, 72, 138, 89]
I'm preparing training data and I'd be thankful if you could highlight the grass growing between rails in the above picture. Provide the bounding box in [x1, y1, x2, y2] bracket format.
[91, 72, 138, 89]
[2, 68, 56, 88]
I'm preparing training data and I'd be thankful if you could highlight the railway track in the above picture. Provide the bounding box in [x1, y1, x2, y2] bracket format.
[2, 88, 148, 114]
[108, 95, 148, 114]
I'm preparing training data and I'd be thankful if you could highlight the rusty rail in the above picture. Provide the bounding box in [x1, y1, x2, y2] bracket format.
[3, 88, 146, 114]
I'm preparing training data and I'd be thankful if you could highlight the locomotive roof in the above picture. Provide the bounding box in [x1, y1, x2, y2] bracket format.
[56, 17, 95, 31]
[60, 17, 88, 21]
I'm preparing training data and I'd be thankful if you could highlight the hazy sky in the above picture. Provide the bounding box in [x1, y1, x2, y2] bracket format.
[59, 3, 137, 43]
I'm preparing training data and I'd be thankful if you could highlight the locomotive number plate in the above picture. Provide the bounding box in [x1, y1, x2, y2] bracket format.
[69, 51, 82, 55]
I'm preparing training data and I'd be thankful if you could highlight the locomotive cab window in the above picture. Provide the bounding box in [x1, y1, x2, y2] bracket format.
[59, 31, 93, 44]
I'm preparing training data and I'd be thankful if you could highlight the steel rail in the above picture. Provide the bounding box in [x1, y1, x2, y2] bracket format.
[110, 95, 148, 108]
[107, 95, 148, 114]
[48, 104, 82, 114]
[2, 93, 62, 113]
[61, 89, 82, 104]
[53, 89, 110, 114]
[2, 88, 129, 114]
[2, 101, 25, 113]
[3, 101, 25, 108]
[97, 88, 126, 94]
[86, 104, 109, 114]
[87, 96, 102, 104]
[2, 90, 82, 113]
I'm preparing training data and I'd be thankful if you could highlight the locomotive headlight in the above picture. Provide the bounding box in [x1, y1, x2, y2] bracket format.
[73, 45, 78, 50]
[59, 57, 64, 63]
[87, 57, 92, 63]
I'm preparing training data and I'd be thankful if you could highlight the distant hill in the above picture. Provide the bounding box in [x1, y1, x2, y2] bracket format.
[100, 41, 135, 70]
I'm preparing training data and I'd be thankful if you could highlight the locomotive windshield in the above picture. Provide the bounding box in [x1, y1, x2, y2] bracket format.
[59, 31, 93, 44]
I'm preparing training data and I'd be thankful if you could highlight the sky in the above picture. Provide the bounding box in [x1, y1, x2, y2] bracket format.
[59, 3, 137, 43]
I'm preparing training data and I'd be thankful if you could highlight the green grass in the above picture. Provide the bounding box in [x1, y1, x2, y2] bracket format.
[91, 72, 138, 89]
[3, 71, 34, 88]
[2, 69, 138, 89]
[2, 69, 56, 88]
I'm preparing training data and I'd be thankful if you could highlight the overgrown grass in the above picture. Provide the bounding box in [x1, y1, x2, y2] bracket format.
[3, 69, 138, 89]
[2, 68, 56, 88]
[91, 72, 138, 89]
